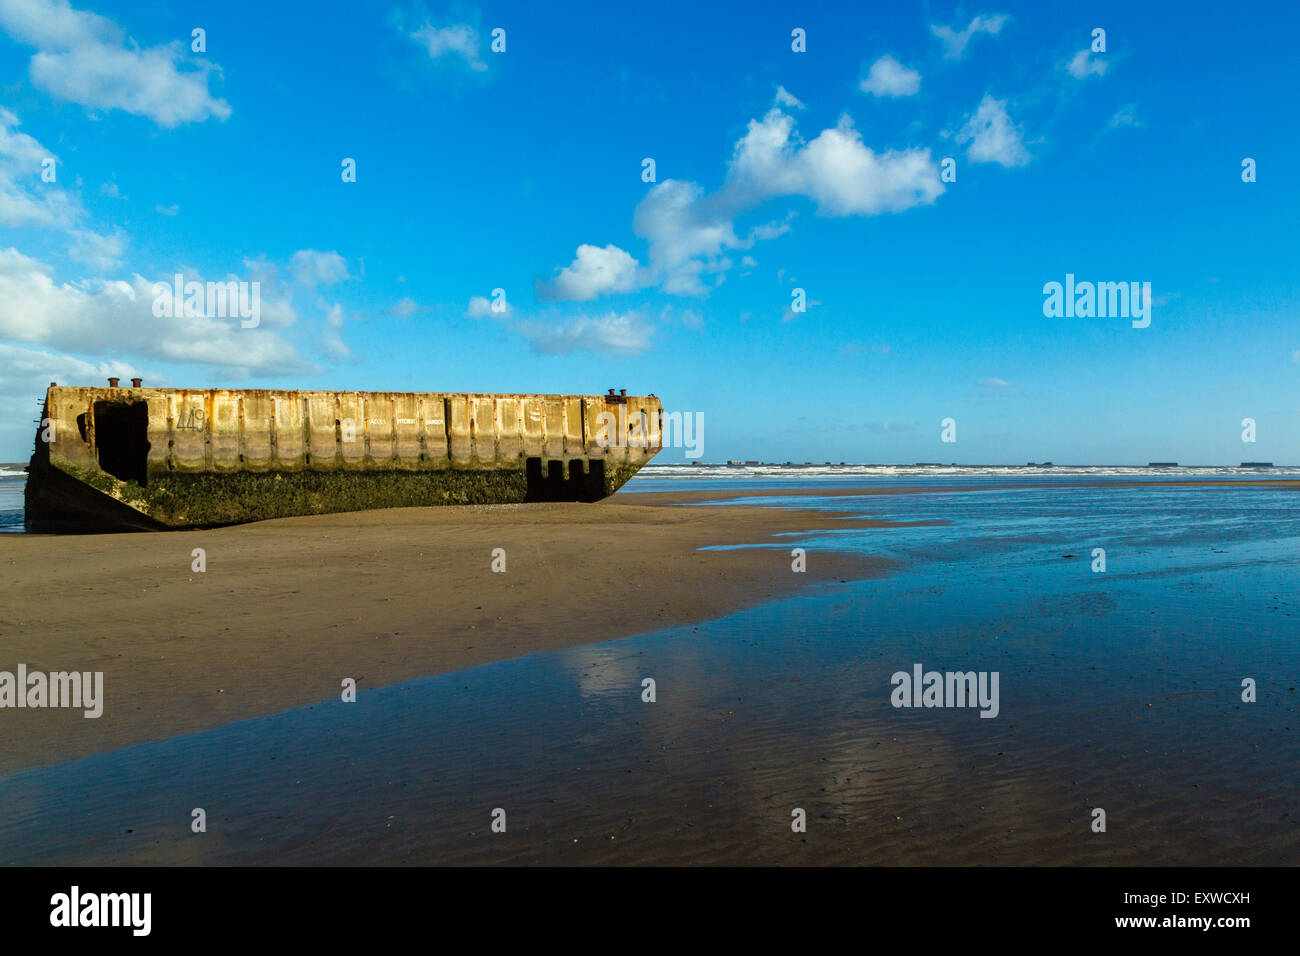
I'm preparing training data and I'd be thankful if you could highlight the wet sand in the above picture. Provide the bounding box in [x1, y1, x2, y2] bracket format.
[0, 490, 927, 775]
[2, 479, 1298, 866]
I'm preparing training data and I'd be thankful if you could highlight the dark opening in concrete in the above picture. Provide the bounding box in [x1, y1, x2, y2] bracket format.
[546, 459, 567, 499]
[586, 459, 606, 499]
[526, 457, 599, 502]
[525, 457, 544, 500]
[93, 401, 150, 485]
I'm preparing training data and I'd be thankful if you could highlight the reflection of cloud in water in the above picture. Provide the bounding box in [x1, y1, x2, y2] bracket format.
[559, 643, 650, 701]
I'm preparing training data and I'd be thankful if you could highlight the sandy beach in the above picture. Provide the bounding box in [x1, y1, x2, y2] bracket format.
[4, 480, 1296, 776]
[0, 490, 918, 775]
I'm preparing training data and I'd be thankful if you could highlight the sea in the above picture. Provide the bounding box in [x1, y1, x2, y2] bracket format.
[1, 467, 1298, 864]
[0, 465, 24, 533]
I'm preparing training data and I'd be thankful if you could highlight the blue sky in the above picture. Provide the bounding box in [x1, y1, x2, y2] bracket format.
[0, 0, 1296, 463]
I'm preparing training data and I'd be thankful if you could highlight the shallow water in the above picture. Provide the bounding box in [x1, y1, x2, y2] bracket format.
[0, 472, 23, 533]
[1, 479, 1297, 864]
[635, 463, 1300, 483]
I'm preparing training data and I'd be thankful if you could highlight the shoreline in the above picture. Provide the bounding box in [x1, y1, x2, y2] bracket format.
[0, 490, 900, 775]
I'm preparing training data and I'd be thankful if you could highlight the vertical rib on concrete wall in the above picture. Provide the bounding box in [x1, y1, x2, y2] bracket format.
[306, 393, 335, 466]
[523, 397, 545, 459]
[472, 397, 495, 464]
[543, 400, 564, 460]
[498, 397, 522, 462]
[211, 392, 239, 472]
[562, 398, 583, 461]
[275, 396, 303, 468]
[243, 393, 272, 469]
[448, 396, 472, 465]
[393, 393, 420, 467]
[169, 391, 207, 470]
[338, 393, 364, 466]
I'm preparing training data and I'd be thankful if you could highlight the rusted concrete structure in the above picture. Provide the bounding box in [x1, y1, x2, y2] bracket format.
[26, 383, 662, 531]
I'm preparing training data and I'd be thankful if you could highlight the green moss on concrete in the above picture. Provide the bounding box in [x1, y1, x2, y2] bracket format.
[56, 459, 151, 513]
[604, 462, 644, 496]
[58, 459, 117, 495]
[49, 453, 650, 529]
[54, 460, 529, 527]
[150, 468, 530, 526]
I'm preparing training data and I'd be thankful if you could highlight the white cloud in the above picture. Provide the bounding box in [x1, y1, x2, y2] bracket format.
[659, 304, 703, 329]
[0, 341, 136, 385]
[638, 106, 940, 292]
[724, 108, 943, 216]
[749, 215, 795, 241]
[930, 14, 1008, 60]
[0, 247, 312, 372]
[290, 249, 350, 287]
[516, 312, 653, 356]
[233, 263, 303, 335]
[1107, 104, 1141, 129]
[0, 108, 128, 275]
[155, 203, 179, 216]
[99, 182, 122, 199]
[0, 107, 79, 230]
[538, 243, 641, 301]
[1067, 49, 1109, 79]
[321, 303, 348, 358]
[68, 227, 123, 271]
[860, 55, 921, 97]
[547, 98, 942, 299]
[409, 21, 486, 71]
[389, 296, 419, 319]
[774, 85, 804, 109]
[633, 179, 744, 295]
[0, 341, 140, 454]
[0, 106, 49, 169]
[465, 294, 512, 318]
[1292, 349, 1300, 366]
[234, 258, 302, 331]
[955, 94, 1029, 167]
[783, 294, 821, 322]
[978, 377, 1013, 388]
[0, 0, 231, 127]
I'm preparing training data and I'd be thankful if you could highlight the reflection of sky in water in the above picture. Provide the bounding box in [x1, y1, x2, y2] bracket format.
[2, 479, 1298, 864]
[699, 484, 1300, 571]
